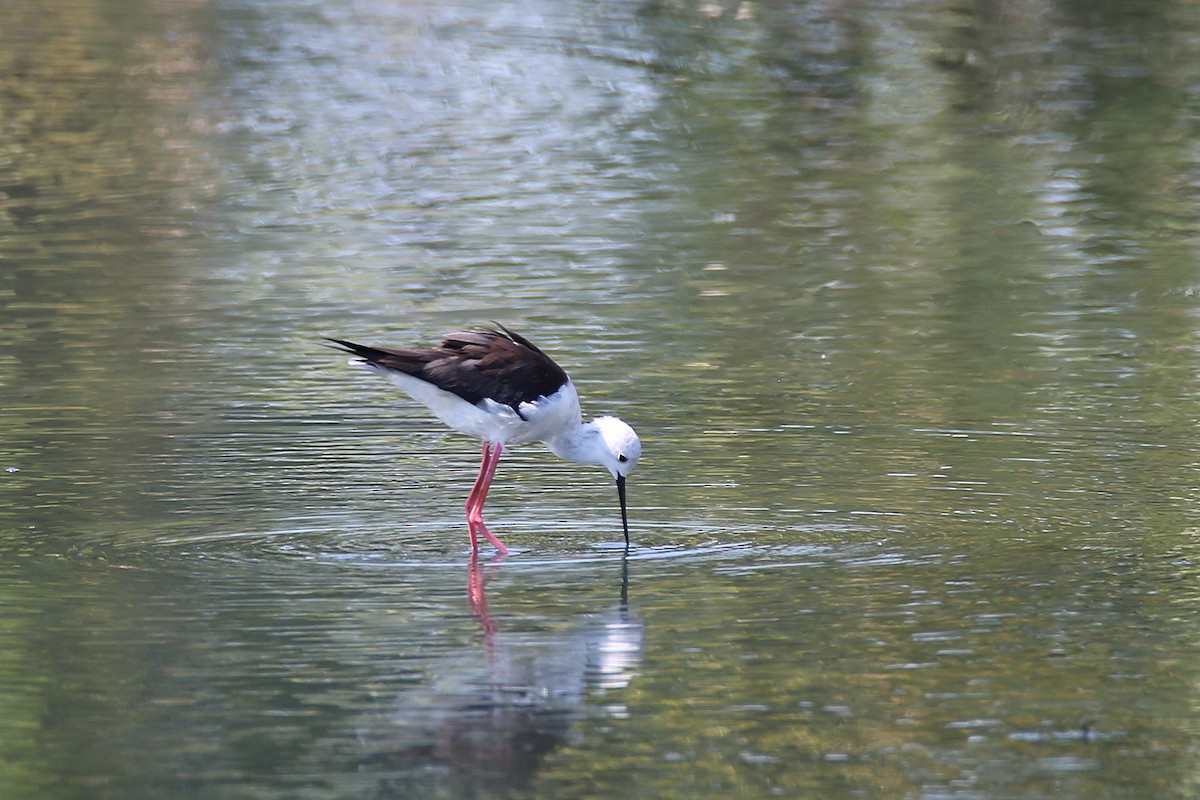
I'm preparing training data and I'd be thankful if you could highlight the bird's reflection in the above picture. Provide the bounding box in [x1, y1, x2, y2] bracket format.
[467, 549, 503, 641]
[361, 549, 643, 797]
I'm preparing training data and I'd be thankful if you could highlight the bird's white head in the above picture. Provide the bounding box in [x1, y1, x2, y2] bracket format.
[591, 415, 640, 545]
[592, 415, 641, 480]
[544, 414, 641, 544]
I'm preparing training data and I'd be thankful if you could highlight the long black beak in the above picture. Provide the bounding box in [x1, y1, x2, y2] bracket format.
[616, 474, 630, 545]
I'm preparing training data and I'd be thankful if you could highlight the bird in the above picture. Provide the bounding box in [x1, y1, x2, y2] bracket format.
[326, 324, 641, 554]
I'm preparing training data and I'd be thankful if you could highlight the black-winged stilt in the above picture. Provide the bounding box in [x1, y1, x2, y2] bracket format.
[326, 325, 641, 554]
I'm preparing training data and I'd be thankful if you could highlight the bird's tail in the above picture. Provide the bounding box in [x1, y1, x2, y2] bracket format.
[323, 338, 390, 363]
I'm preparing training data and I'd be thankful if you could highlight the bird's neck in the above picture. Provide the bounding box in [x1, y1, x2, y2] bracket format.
[544, 420, 603, 465]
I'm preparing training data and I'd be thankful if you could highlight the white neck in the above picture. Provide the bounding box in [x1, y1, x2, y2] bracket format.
[544, 419, 606, 465]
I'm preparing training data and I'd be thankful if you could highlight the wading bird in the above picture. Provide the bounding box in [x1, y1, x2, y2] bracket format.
[327, 325, 640, 554]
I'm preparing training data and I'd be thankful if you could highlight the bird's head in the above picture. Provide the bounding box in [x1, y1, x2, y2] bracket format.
[591, 416, 640, 545]
[592, 416, 641, 479]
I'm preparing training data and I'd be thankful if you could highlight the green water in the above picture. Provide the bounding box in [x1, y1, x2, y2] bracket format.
[3, 0, 1200, 797]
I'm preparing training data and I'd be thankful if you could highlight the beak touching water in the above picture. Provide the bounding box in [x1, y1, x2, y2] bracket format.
[617, 474, 630, 545]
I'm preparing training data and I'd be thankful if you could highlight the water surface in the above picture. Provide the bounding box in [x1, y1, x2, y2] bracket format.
[3, 0, 1200, 797]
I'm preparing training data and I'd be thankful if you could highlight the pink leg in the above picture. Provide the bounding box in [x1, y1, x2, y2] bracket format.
[464, 442, 492, 551]
[465, 443, 493, 521]
[464, 441, 508, 554]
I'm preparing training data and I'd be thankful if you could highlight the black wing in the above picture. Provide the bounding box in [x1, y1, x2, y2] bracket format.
[326, 325, 570, 412]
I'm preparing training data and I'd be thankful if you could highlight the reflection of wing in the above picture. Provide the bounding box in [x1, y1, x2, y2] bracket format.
[587, 609, 643, 693]
[356, 604, 643, 796]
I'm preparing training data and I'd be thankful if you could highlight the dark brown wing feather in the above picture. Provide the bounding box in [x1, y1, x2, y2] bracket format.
[326, 326, 569, 412]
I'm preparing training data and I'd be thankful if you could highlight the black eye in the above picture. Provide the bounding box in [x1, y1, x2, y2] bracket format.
[618, 454, 628, 463]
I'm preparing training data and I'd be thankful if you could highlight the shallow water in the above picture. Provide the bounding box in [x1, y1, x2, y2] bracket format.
[4, 0, 1200, 797]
